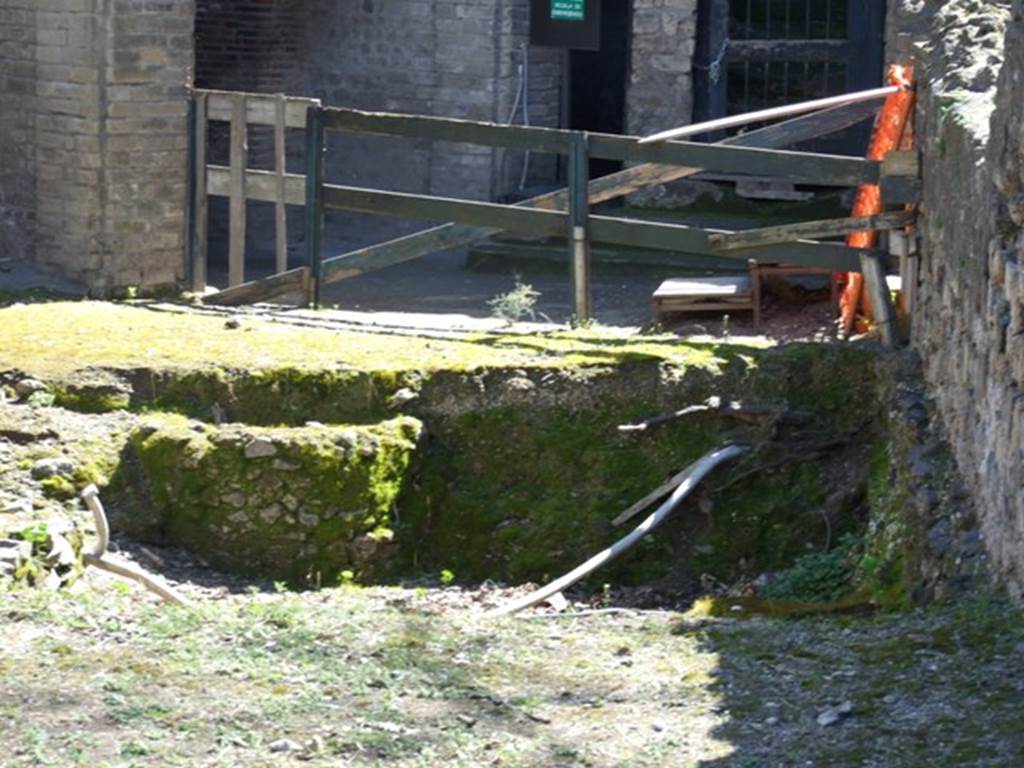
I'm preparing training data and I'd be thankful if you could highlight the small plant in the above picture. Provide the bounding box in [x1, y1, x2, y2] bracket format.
[26, 391, 55, 408]
[762, 534, 862, 604]
[439, 569, 455, 586]
[338, 569, 357, 587]
[488, 275, 540, 322]
[18, 522, 49, 546]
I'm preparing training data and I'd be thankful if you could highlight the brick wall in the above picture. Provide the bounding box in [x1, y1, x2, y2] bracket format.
[0, 3, 38, 264]
[0, 0, 193, 293]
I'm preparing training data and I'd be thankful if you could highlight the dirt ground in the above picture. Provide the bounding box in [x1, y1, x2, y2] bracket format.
[1, 559, 1021, 768]
[204, 247, 842, 343]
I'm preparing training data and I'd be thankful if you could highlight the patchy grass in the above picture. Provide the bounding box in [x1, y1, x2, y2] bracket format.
[1, 577, 1022, 767]
[0, 301, 744, 380]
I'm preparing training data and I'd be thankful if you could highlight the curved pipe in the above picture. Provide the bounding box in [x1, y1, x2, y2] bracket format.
[80, 484, 190, 608]
[488, 444, 749, 617]
[81, 484, 110, 558]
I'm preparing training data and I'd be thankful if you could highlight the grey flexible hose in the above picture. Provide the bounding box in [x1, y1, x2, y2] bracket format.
[488, 444, 749, 617]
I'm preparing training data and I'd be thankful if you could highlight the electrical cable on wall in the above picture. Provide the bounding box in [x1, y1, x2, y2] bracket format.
[505, 43, 532, 192]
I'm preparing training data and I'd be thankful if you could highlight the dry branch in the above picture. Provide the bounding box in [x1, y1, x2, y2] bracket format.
[617, 397, 813, 434]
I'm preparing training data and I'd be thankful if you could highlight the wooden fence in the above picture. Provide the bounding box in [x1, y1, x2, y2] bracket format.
[189, 89, 320, 296]
[188, 89, 919, 319]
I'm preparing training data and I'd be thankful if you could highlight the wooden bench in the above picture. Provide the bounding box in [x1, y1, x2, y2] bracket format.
[653, 275, 760, 328]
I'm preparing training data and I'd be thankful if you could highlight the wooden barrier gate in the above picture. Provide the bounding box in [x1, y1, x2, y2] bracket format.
[188, 88, 919, 323]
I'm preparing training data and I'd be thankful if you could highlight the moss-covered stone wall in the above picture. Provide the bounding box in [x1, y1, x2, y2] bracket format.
[112, 415, 422, 586]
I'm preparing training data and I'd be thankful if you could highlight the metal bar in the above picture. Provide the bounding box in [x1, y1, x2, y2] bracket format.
[639, 84, 896, 143]
[304, 105, 326, 308]
[568, 132, 592, 322]
[192, 92, 209, 293]
[744, 60, 750, 113]
[274, 94, 288, 275]
[317, 100, 879, 285]
[228, 93, 247, 288]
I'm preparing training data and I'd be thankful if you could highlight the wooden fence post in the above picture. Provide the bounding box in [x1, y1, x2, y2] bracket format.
[228, 93, 248, 287]
[274, 94, 289, 276]
[568, 131, 592, 323]
[860, 251, 897, 348]
[190, 91, 209, 293]
[304, 105, 326, 308]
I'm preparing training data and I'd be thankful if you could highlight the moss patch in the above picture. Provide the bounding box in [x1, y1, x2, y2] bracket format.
[399, 344, 879, 587]
[0, 301, 740, 382]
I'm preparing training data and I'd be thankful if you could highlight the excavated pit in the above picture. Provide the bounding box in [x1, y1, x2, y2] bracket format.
[3, 342, 886, 591]
[0, 303, 987, 605]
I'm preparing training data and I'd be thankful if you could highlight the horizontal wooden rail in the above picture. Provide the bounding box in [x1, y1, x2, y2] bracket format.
[322, 183, 872, 272]
[207, 166, 306, 205]
[318, 100, 882, 285]
[204, 267, 310, 307]
[709, 210, 915, 251]
[323, 184, 566, 236]
[322, 107, 879, 187]
[200, 89, 321, 129]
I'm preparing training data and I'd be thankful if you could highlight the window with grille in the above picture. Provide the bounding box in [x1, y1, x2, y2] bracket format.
[695, 0, 885, 153]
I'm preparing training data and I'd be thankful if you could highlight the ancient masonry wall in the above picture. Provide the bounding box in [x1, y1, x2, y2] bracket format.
[0, 0, 193, 292]
[194, 0, 562, 203]
[303, 0, 563, 202]
[626, 0, 698, 137]
[909, 0, 1024, 598]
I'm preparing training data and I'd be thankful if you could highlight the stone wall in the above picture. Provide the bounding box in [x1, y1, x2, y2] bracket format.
[909, 0, 1024, 598]
[193, 0, 562, 204]
[0, 0, 193, 292]
[301, 0, 562, 203]
[626, 0, 698, 137]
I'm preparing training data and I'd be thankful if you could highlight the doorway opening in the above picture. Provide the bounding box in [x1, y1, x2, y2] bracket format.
[568, 0, 632, 177]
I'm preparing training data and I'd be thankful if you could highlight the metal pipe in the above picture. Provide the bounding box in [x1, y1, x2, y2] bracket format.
[488, 444, 749, 618]
[638, 85, 899, 144]
[80, 485, 191, 608]
[81, 484, 110, 558]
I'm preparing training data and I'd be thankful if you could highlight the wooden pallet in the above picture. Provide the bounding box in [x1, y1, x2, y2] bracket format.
[653, 275, 760, 328]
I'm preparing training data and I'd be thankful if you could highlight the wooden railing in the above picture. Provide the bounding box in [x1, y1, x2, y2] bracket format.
[189, 89, 321, 295]
[188, 89, 918, 318]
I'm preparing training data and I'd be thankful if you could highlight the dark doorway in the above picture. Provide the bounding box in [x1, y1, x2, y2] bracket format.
[568, 0, 631, 177]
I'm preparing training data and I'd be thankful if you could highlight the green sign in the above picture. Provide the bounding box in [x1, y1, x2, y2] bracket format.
[551, 0, 585, 21]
